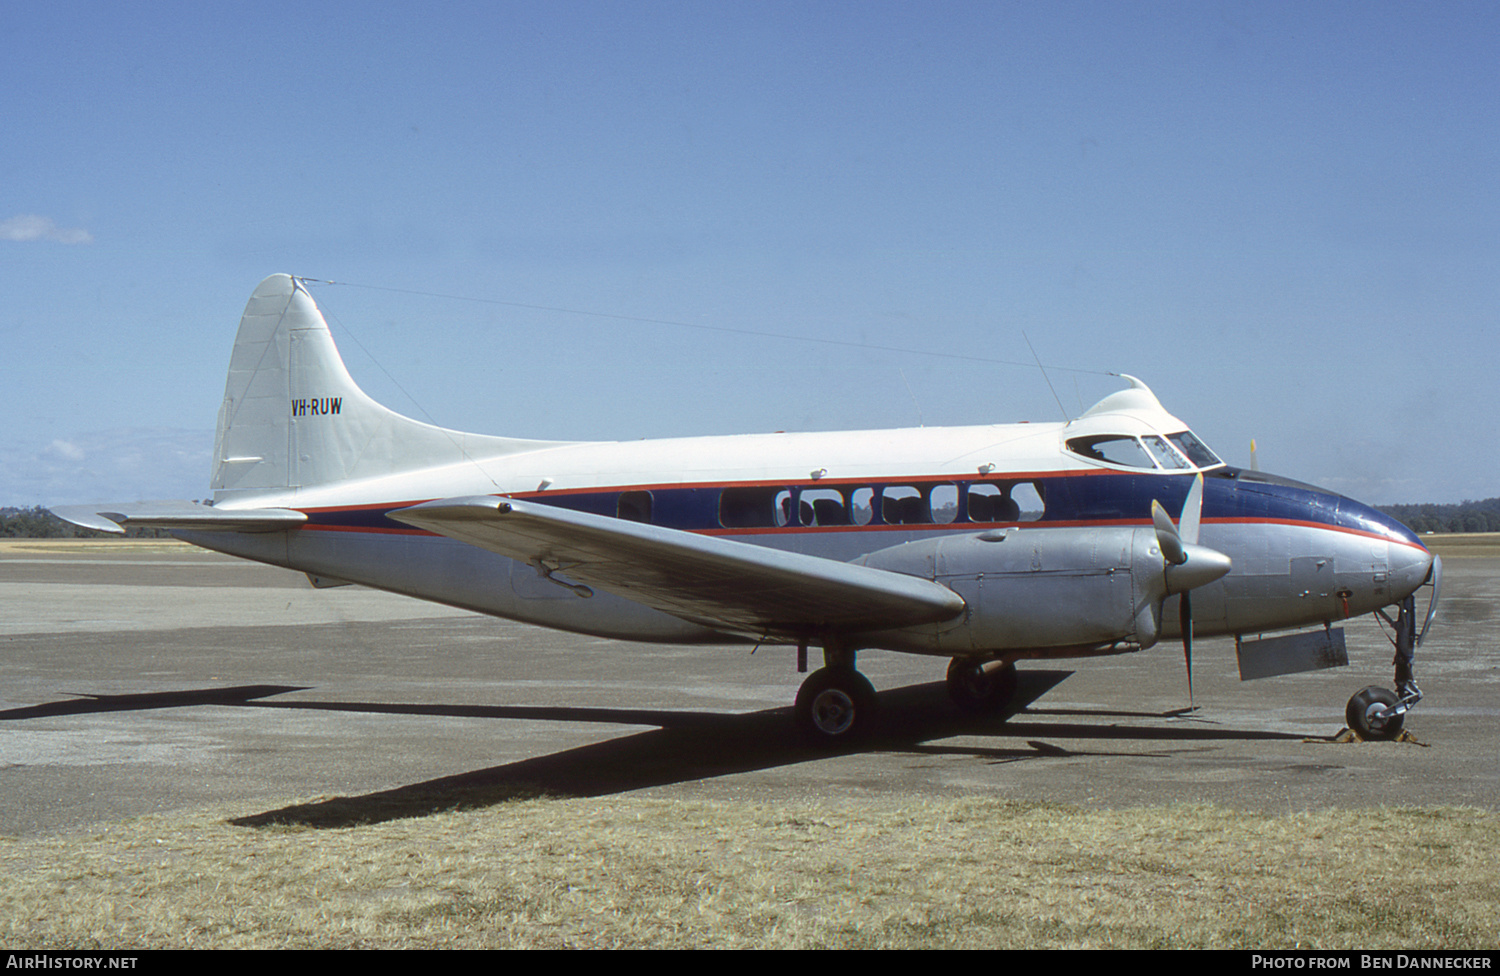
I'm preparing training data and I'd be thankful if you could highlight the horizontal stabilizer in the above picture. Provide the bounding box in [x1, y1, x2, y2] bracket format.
[390, 495, 966, 639]
[50, 501, 307, 535]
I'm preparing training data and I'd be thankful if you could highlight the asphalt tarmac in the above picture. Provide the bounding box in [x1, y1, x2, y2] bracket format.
[2, 538, 1496, 838]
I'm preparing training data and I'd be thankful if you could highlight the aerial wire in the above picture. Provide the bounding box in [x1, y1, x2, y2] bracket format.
[307, 282, 505, 489]
[897, 368, 924, 427]
[1023, 331, 1071, 421]
[313, 301, 442, 428]
[303, 278, 1115, 377]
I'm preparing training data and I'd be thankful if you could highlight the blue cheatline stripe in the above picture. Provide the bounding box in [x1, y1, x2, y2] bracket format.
[291, 469, 1422, 549]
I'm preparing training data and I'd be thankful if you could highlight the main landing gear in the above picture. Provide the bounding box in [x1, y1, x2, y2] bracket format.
[794, 666, 877, 741]
[792, 639, 884, 744]
[945, 658, 1018, 714]
[792, 645, 1023, 745]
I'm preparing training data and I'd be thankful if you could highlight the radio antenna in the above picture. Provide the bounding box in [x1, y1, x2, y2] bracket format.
[898, 368, 924, 427]
[1023, 332, 1070, 421]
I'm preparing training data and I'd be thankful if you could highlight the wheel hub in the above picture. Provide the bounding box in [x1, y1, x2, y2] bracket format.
[1363, 701, 1394, 735]
[810, 688, 857, 735]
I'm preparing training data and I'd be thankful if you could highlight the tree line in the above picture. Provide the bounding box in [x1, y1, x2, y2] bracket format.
[1374, 497, 1500, 535]
[0, 506, 170, 539]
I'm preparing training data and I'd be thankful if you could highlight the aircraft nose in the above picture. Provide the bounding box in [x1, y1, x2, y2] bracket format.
[1388, 537, 1435, 600]
[1330, 494, 1433, 600]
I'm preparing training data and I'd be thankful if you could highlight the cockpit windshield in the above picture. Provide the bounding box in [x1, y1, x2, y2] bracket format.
[1065, 430, 1224, 472]
[1142, 435, 1191, 470]
[1166, 430, 1223, 469]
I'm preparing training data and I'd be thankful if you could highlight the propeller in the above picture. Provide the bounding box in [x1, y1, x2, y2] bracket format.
[1151, 474, 1229, 709]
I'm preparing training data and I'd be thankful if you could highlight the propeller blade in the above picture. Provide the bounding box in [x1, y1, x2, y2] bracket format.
[1157, 473, 1210, 712]
[1180, 589, 1195, 708]
[1179, 473, 1203, 546]
[1152, 500, 1186, 565]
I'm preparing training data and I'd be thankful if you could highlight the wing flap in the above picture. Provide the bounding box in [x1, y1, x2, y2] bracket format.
[390, 495, 965, 638]
[50, 501, 307, 534]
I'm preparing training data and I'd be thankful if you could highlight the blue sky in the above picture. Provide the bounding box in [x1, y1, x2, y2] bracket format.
[4, 1, 1495, 507]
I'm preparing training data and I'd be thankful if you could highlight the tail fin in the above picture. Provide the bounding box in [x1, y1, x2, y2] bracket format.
[212, 275, 556, 498]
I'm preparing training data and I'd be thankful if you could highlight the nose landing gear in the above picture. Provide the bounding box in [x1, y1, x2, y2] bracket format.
[1346, 590, 1427, 740]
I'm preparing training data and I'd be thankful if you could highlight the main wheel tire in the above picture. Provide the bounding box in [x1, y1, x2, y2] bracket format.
[1346, 685, 1404, 740]
[946, 659, 1019, 713]
[795, 667, 877, 744]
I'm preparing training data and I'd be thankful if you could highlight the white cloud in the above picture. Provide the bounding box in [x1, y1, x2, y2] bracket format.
[1, 428, 214, 507]
[46, 440, 86, 461]
[1, 214, 94, 245]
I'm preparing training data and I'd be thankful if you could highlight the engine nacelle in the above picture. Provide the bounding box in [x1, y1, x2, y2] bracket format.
[853, 525, 1171, 657]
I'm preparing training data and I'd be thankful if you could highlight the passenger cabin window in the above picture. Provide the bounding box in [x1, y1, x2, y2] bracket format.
[880, 486, 927, 525]
[617, 490, 652, 523]
[929, 484, 958, 524]
[967, 482, 1044, 522]
[849, 487, 875, 525]
[799, 488, 850, 526]
[719, 486, 781, 528]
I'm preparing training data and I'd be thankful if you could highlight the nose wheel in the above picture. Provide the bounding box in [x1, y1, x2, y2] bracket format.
[1345, 685, 1406, 740]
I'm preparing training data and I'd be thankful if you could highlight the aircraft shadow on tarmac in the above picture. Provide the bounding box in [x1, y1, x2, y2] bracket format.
[2, 673, 1314, 830]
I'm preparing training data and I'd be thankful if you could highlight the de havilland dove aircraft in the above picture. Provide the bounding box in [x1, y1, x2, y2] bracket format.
[55, 275, 1441, 743]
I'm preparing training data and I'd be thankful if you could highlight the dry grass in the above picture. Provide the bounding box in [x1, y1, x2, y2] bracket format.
[1424, 533, 1500, 559]
[1, 796, 1496, 949]
[0, 538, 198, 554]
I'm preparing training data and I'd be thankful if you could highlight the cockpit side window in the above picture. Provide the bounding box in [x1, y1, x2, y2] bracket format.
[1166, 431, 1223, 469]
[1065, 435, 1156, 469]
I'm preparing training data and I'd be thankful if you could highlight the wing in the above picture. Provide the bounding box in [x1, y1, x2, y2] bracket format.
[390, 495, 965, 639]
[50, 500, 307, 534]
